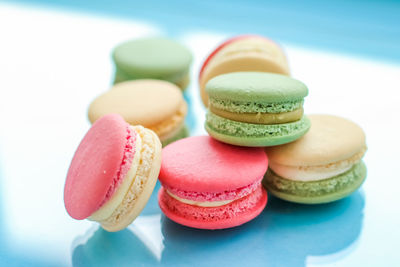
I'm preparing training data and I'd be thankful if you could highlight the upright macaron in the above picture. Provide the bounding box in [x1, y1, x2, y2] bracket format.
[158, 136, 268, 229]
[199, 35, 290, 106]
[263, 114, 367, 204]
[64, 114, 162, 231]
[113, 37, 192, 90]
[205, 72, 310, 147]
[88, 80, 189, 147]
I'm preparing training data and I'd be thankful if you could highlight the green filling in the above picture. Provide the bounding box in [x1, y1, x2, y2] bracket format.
[206, 111, 310, 137]
[263, 161, 367, 197]
[209, 98, 304, 113]
[161, 126, 189, 147]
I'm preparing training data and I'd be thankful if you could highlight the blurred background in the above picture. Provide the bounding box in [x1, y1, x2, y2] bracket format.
[0, 0, 399, 266]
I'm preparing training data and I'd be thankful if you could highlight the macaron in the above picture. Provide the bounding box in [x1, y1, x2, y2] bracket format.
[263, 114, 367, 204]
[64, 114, 162, 231]
[113, 37, 192, 90]
[199, 35, 290, 106]
[158, 136, 268, 229]
[205, 72, 310, 147]
[88, 80, 189, 147]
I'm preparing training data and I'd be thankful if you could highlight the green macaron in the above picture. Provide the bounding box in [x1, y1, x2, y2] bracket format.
[205, 72, 310, 147]
[112, 37, 192, 90]
[263, 114, 368, 204]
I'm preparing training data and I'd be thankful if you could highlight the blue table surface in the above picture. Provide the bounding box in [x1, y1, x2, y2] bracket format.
[0, 1, 399, 266]
[71, 185, 366, 267]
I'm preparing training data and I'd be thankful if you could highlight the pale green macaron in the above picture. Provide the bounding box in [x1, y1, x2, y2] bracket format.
[113, 37, 192, 90]
[205, 72, 310, 147]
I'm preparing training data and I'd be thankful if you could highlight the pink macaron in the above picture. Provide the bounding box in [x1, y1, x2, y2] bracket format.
[64, 114, 162, 232]
[158, 136, 268, 229]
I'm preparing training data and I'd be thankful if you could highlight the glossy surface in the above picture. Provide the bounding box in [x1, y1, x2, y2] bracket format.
[0, 2, 400, 266]
[73, 186, 365, 266]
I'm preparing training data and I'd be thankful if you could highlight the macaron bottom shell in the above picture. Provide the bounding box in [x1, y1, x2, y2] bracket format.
[161, 125, 189, 147]
[158, 186, 268, 230]
[205, 112, 311, 147]
[263, 161, 367, 204]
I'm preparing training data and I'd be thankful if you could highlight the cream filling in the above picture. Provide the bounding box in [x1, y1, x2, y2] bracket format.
[269, 148, 366, 182]
[89, 127, 143, 221]
[269, 161, 353, 181]
[166, 190, 234, 207]
[209, 105, 304, 124]
[99, 126, 161, 232]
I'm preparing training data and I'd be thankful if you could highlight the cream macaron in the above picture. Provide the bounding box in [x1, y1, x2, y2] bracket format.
[199, 35, 290, 106]
[263, 114, 367, 204]
[88, 80, 189, 147]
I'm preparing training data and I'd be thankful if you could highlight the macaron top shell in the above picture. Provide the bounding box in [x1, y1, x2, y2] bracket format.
[265, 114, 367, 166]
[206, 72, 308, 103]
[159, 136, 268, 193]
[113, 37, 192, 79]
[199, 35, 287, 79]
[199, 35, 254, 79]
[88, 80, 184, 127]
[64, 114, 133, 220]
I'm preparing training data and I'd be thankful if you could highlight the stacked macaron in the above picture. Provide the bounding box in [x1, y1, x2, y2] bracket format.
[205, 72, 310, 147]
[196, 35, 367, 209]
[158, 35, 311, 229]
[64, 34, 367, 233]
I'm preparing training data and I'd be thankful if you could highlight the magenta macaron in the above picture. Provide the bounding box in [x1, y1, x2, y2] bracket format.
[158, 136, 268, 229]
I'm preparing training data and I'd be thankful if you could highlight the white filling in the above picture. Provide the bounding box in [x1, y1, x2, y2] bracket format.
[269, 161, 353, 182]
[166, 190, 234, 207]
[100, 126, 161, 231]
[89, 127, 142, 221]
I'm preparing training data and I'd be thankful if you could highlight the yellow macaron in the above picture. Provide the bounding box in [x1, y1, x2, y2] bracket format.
[88, 80, 189, 146]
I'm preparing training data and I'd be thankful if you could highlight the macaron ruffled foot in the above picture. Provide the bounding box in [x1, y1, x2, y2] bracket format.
[205, 72, 310, 147]
[158, 136, 268, 229]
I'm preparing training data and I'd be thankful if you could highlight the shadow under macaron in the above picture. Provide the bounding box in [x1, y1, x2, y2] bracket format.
[69, 182, 364, 267]
[159, 191, 364, 266]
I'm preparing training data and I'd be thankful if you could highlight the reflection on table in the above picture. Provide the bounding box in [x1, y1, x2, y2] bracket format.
[72, 188, 364, 267]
